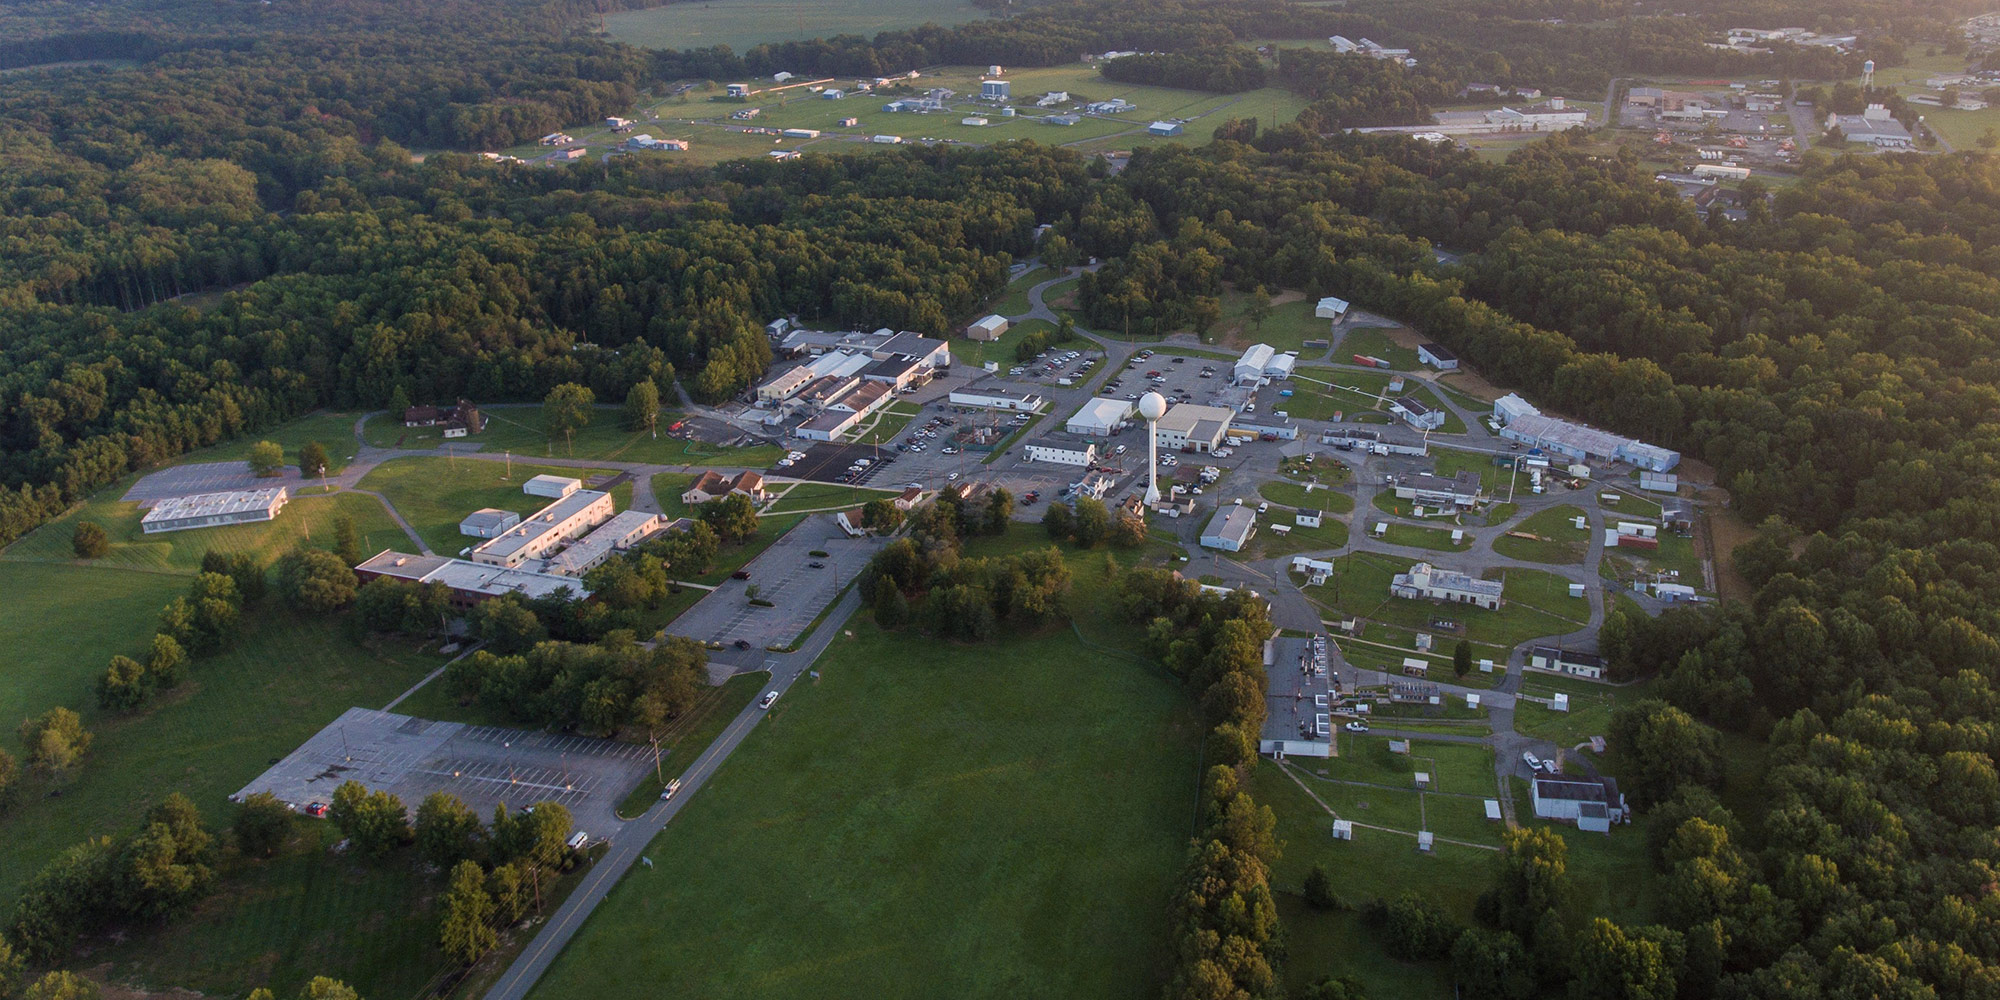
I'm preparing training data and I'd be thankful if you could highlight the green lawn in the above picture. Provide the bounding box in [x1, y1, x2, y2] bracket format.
[949, 317, 1079, 368]
[354, 457, 629, 557]
[4, 484, 408, 575]
[1211, 293, 1330, 352]
[178, 410, 363, 475]
[1380, 522, 1474, 552]
[527, 583, 1201, 1000]
[616, 673, 770, 814]
[1257, 479, 1356, 515]
[1339, 327, 1421, 371]
[1246, 517, 1349, 559]
[763, 482, 900, 513]
[363, 408, 782, 469]
[1307, 551, 1583, 649]
[0, 564, 442, 906]
[994, 266, 1050, 317]
[1430, 447, 1511, 494]
[1491, 505, 1589, 564]
[846, 401, 922, 446]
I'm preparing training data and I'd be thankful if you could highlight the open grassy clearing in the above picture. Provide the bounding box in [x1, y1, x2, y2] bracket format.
[763, 481, 900, 513]
[1378, 521, 1474, 552]
[1339, 326, 1421, 371]
[364, 408, 782, 468]
[844, 400, 922, 446]
[175, 410, 363, 474]
[994, 266, 1051, 317]
[1257, 478, 1356, 515]
[949, 317, 1077, 368]
[615, 673, 770, 814]
[355, 457, 630, 557]
[1430, 446, 1511, 494]
[4, 486, 406, 574]
[1513, 676, 1649, 747]
[1306, 551, 1583, 649]
[603, 0, 989, 53]
[527, 551, 1202, 1000]
[1245, 517, 1349, 559]
[0, 566, 443, 903]
[1286, 366, 1400, 422]
[1208, 291, 1328, 352]
[1492, 504, 1589, 564]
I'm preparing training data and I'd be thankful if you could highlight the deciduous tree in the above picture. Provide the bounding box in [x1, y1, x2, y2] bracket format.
[234, 792, 294, 858]
[70, 522, 107, 559]
[247, 441, 285, 477]
[542, 383, 595, 453]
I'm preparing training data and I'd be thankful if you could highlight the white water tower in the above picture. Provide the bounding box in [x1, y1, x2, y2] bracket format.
[1863, 59, 1875, 88]
[1139, 391, 1167, 504]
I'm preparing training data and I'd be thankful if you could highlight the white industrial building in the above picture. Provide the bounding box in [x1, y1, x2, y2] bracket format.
[523, 475, 582, 499]
[1531, 774, 1626, 833]
[759, 350, 875, 402]
[356, 550, 591, 606]
[1417, 343, 1458, 370]
[1315, 296, 1350, 320]
[1024, 439, 1097, 467]
[1529, 646, 1605, 679]
[799, 381, 892, 441]
[1639, 471, 1678, 493]
[544, 510, 664, 577]
[468, 490, 613, 570]
[1155, 403, 1235, 453]
[1390, 395, 1446, 430]
[1066, 397, 1133, 436]
[1234, 343, 1276, 384]
[1826, 105, 1913, 148]
[1200, 505, 1258, 552]
[1490, 395, 1679, 471]
[140, 487, 290, 534]
[1390, 562, 1502, 610]
[459, 508, 521, 538]
[949, 387, 1045, 412]
[1394, 471, 1481, 508]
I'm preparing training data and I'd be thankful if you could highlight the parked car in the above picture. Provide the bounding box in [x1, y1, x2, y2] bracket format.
[809, 561, 826, 568]
[1114, 444, 1127, 455]
[759, 690, 781, 709]
[661, 778, 683, 800]
[1522, 751, 1542, 769]
[948, 472, 962, 481]
[303, 802, 329, 818]
[567, 831, 589, 850]
[1344, 721, 1369, 733]
[735, 638, 752, 650]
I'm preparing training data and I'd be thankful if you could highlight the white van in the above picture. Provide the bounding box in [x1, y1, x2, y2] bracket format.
[567, 831, 589, 850]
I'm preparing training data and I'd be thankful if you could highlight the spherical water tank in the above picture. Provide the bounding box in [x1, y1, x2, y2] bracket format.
[1138, 391, 1168, 421]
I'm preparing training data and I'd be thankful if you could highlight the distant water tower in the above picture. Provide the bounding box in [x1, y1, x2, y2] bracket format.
[1863, 59, 1875, 88]
[1138, 391, 1167, 505]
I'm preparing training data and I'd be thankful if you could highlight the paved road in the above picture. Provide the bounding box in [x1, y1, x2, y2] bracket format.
[483, 585, 864, 1000]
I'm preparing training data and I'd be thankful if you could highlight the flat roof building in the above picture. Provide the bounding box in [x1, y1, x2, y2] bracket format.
[1024, 439, 1097, 467]
[357, 550, 592, 605]
[141, 487, 289, 534]
[1417, 343, 1458, 370]
[1391, 561, 1502, 610]
[1499, 412, 1680, 471]
[966, 314, 1009, 341]
[1391, 395, 1446, 430]
[1531, 773, 1626, 832]
[524, 475, 582, 499]
[1234, 343, 1276, 384]
[468, 490, 613, 569]
[949, 387, 1044, 412]
[1530, 646, 1606, 679]
[1395, 470, 1482, 508]
[1156, 403, 1235, 453]
[544, 510, 664, 577]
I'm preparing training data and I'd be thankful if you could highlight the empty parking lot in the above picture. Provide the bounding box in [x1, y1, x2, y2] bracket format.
[124, 462, 302, 502]
[666, 514, 881, 647]
[233, 707, 657, 840]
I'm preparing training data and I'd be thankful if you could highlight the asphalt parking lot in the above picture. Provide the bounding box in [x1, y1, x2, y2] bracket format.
[666, 514, 881, 648]
[232, 707, 655, 841]
[1100, 350, 1240, 410]
[123, 461, 302, 502]
[780, 443, 907, 486]
[1007, 344, 1109, 388]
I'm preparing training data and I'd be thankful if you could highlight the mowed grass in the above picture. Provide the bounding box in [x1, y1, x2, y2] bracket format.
[1339, 326, 1421, 371]
[1258, 478, 1356, 514]
[528, 602, 1201, 1000]
[1492, 504, 1590, 564]
[355, 456, 628, 557]
[763, 481, 900, 513]
[176, 410, 363, 474]
[363, 408, 782, 469]
[0, 563, 442, 903]
[1307, 551, 1583, 648]
[604, 0, 989, 53]
[3, 484, 408, 574]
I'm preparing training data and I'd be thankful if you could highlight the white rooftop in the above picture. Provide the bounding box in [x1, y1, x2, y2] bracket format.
[471, 490, 608, 562]
[142, 487, 287, 525]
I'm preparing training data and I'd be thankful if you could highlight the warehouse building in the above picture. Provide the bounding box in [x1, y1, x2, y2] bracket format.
[1491, 395, 1679, 471]
[1155, 403, 1235, 453]
[468, 490, 613, 569]
[1417, 343, 1458, 370]
[141, 488, 290, 534]
[1200, 505, 1258, 552]
[1391, 395, 1446, 430]
[1024, 439, 1097, 467]
[459, 508, 520, 538]
[1234, 343, 1276, 384]
[356, 551, 591, 607]
[949, 387, 1045, 412]
[1394, 471, 1482, 508]
[1066, 397, 1133, 436]
[1390, 561, 1502, 609]
[965, 315, 1009, 341]
[544, 510, 665, 577]
[1529, 646, 1605, 680]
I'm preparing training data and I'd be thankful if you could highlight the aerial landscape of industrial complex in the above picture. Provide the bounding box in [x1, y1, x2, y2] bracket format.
[2, 0, 1999, 998]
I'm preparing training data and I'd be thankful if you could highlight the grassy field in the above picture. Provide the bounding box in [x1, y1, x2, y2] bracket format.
[1287, 367, 1401, 422]
[763, 481, 900, 513]
[994, 266, 1051, 316]
[1492, 504, 1589, 564]
[1379, 522, 1474, 552]
[1246, 517, 1349, 558]
[0, 564, 443, 904]
[180, 410, 363, 474]
[1209, 292, 1328, 352]
[949, 317, 1075, 368]
[615, 673, 770, 813]
[363, 408, 783, 469]
[527, 567, 1202, 1000]
[354, 457, 630, 557]
[1257, 478, 1356, 515]
[1339, 327, 1420, 371]
[603, 0, 989, 53]
[1308, 551, 1583, 649]
[1431, 447, 1511, 494]
[3, 486, 408, 574]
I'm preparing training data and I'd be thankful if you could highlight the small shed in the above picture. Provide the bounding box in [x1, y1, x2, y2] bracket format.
[1401, 657, 1428, 677]
[1552, 693, 1571, 712]
[1478, 658, 1494, 673]
[1332, 819, 1354, 840]
[1414, 772, 1431, 789]
[1147, 121, 1184, 136]
[1465, 693, 1481, 709]
[965, 314, 1009, 341]
[1388, 739, 1409, 754]
[1568, 582, 1586, 598]
[524, 475, 582, 499]
[1417, 831, 1434, 852]
[1484, 799, 1502, 821]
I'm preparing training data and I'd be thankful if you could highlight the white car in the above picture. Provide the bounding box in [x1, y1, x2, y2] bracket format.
[760, 690, 780, 709]
[1522, 751, 1542, 769]
[1114, 444, 1127, 455]
[777, 459, 794, 467]
[1344, 721, 1369, 733]
[948, 472, 962, 481]
[1257, 501, 1269, 513]
[660, 778, 683, 800]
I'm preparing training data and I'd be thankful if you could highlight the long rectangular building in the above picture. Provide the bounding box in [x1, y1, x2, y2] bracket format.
[468, 490, 613, 569]
[544, 510, 665, 577]
[141, 487, 289, 534]
[356, 550, 592, 606]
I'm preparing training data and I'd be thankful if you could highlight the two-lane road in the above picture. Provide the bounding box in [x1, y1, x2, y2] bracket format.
[483, 586, 863, 1000]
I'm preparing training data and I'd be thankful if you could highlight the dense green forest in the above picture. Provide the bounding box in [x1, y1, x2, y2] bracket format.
[8, 0, 2000, 995]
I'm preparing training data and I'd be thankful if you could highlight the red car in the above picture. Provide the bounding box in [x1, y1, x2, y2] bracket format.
[303, 802, 329, 818]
